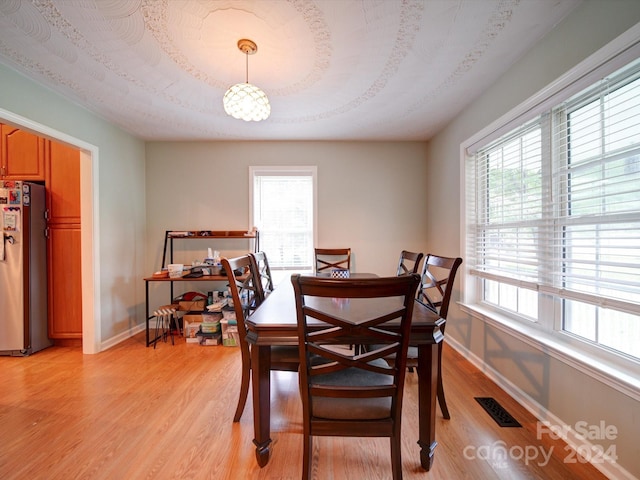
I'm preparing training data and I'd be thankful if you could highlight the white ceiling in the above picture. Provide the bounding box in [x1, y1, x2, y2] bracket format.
[0, 0, 581, 141]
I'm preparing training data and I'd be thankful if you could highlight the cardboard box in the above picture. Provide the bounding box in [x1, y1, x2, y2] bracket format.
[183, 316, 202, 340]
[179, 300, 205, 311]
[182, 311, 203, 323]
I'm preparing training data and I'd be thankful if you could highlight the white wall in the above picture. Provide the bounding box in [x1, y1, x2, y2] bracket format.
[144, 141, 429, 307]
[0, 63, 146, 351]
[425, 1, 640, 478]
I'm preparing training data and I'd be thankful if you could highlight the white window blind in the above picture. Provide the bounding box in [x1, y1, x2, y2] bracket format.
[472, 119, 544, 287]
[251, 167, 316, 270]
[468, 58, 640, 359]
[553, 66, 640, 310]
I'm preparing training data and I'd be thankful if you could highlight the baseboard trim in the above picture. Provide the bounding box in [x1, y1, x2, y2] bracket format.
[446, 336, 637, 480]
[100, 323, 146, 351]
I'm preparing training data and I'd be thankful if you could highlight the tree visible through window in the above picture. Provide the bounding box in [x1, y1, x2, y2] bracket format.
[467, 58, 640, 361]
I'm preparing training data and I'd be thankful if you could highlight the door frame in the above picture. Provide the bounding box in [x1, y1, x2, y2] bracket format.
[0, 107, 99, 354]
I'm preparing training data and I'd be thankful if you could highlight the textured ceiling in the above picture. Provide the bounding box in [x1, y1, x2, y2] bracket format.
[0, 0, 581, 141]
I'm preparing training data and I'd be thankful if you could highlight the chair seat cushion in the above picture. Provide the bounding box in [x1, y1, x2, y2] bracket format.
[310, 359, 393, 420]
[368, 345, 418, 364]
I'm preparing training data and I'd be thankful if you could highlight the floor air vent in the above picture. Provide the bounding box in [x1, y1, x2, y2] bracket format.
[474, 397, 522, 427]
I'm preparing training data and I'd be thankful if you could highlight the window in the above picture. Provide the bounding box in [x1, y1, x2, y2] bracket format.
[472, 118, 544, 321]
[465, 58, 640, 363]
[250, 166, 317, 281]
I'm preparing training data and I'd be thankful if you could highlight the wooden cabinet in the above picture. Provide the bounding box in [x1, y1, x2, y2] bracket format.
[0, 124, 47, 180]
[47, 140, 81, 223]
[46, 140, 82, 344]
[46, 226, 82, 340]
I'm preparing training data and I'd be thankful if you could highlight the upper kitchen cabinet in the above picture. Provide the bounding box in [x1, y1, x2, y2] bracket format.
[46, 140, 81, 224]
[0, 123, 47, 180]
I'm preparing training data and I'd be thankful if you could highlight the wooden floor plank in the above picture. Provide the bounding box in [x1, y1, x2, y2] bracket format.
[0, 332, 606, 479]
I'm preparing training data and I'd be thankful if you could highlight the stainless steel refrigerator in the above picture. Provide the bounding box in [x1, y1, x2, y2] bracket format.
[0, 180, 50, 355]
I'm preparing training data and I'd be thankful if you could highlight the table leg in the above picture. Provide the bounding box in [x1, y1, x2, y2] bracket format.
[145, 280, 150, 347]
[252, 344, 272, 467]
[417, 342, 438, 470]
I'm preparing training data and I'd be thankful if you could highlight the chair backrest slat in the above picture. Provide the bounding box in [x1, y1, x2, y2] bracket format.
[314, 248, 351, 273]
[396, 250, 424, 276]
[250, 251, 274, 299]
[417, 254, 463, 319]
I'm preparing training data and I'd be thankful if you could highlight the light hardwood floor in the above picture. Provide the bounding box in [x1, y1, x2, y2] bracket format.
[0, 332, 606, 480]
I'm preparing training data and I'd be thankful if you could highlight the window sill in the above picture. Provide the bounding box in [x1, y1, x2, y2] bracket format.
[459, 303, 640, 402]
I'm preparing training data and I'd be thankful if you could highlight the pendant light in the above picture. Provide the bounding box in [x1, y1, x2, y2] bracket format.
[223, 39, 271, 122]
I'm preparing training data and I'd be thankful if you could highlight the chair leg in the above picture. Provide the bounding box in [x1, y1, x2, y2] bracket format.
[168, 314, 175, 345]
[153, 314, 167, 349]
[437, 341, 450, 419]
[162, 313, 169, 343]
[390, 434, 403, 480]
[153, 316, 160, 349]
[232, 354, 251, 422]
[302, 433, 312, 480]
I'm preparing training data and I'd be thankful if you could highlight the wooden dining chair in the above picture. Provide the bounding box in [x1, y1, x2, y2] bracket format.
[354, 250, 423, 356]
[409, 254, 463, 419]
[314, 247, 351, 273]
[350, 250, 422, 357]
[222, 255, 299, 422]
[315, 247, 354, 349]
[396, 250, 424, 276]
[292, 273, 420, 480]
[250, 251, 274, 299]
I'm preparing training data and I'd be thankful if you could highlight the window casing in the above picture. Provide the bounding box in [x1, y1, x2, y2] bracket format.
[466, 58, 640, 363]
[250, 166, 317, 274]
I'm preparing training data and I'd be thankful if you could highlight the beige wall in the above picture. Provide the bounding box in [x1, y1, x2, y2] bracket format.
[425, 1, 640, 478]
[144, 141, 429, 308]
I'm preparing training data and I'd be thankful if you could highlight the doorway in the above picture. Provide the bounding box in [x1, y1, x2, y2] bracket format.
[0, 107, 98, 353]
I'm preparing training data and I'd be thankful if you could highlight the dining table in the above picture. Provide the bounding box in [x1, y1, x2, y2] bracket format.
[244, 273, 445, 471]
